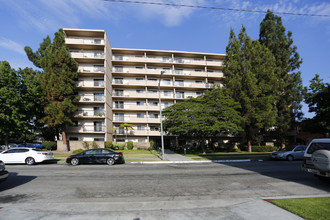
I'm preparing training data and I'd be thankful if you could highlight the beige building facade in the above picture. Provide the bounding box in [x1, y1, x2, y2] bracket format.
[63, 28, 225, 146]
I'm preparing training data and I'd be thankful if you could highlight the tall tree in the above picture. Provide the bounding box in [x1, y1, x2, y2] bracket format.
[305, 74, 330, 135]
[25, 29, 79, 151]
[259, 10, 304, 147]
[223, 26, 278, 151]
[120, 123, 134, 143]
[0, 61, 42, 146]
[163, 88, 242, 152]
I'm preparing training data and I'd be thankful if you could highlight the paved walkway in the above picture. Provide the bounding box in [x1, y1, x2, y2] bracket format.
[164, 149, 195, 161]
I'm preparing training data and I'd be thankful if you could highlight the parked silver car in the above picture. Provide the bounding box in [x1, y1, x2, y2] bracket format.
[271, 145, 307, 161]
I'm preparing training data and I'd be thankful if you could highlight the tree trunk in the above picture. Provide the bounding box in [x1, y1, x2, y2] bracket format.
[248, 140, 252, 153]
[62, 130, 68, 151]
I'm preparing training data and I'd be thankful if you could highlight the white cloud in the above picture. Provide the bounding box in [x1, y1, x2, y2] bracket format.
[0, 37, 25, 55]
[126, 0, 207, 26]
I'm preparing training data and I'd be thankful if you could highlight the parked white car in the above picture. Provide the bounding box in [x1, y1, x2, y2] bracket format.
[302, 138, 330, 179]
[0, 148, 54, 165]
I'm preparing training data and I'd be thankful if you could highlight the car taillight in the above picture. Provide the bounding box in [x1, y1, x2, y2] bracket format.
[38, 152, 48, 155]
[119, 154, 122, 157]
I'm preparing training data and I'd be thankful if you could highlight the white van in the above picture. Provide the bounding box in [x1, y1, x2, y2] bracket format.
[302, 138, 330, 178]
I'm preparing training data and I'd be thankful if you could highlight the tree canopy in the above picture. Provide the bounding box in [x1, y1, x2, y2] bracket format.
[259, 10, 304, 146]
[0, 61, 42, 145]
[25, 29, 79, 150]
[305, 74, 330, 135]
[223, 26, 278, 151]
[163, 87, 242, 149]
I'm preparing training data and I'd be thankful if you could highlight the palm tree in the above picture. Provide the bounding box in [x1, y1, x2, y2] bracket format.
[120, 123, 134, 143]
[111, 127, 117, 142]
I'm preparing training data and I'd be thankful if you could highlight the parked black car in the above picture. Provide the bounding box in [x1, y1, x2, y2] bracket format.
[66, 148, 125, 166]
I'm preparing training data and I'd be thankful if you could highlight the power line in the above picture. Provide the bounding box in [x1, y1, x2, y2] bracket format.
[104, 0, 330, 18]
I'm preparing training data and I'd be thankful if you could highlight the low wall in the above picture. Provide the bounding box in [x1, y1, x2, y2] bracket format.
[56, 141, 105, 152]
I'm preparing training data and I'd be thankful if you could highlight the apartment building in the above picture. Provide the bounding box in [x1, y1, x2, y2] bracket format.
[64, 28, 225, 146]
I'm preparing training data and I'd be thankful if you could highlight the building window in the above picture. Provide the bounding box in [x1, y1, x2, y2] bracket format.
[162, 79, 171, 85]
[115, 101, 124, 109]
[94, 79, 104, 87]
[196, 92, 204, 96]
[136, 89, 145, 94]
[114, 78, 123, 84]
[94, 107, 105, 115]
[150, 126, 159, 131]
[115, 113, 124, 121]
[137, 113, 144, 118]
[114, 66, 123, 72]
[135, 66, 144, 69]
[194, 69, 202, 72]
[94, 93, 104, 101]
[164, 91, 172, 96]
[136, 77, 144, 81]
[137, 125, 145, 130]
[149, 113, 158, 118]
[207, 69, 214, 72]
[94, 121, 104, 132]
[114, 89, 124, 96]
[176, 91, 184, 98]
[175, 80, 184, 86]
[148, 78, 157, 82]
[69, 137, 79, 141]
[195, 80, 203, 84]
[148, 90, 157, 94]
[164, 102, 172, 107]
[149, 101, 158, 106]
[137, 101, 145, 106]
[94, 138, 104, 141]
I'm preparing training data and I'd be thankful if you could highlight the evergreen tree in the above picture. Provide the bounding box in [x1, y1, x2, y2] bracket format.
[259, 10, 304, 147]
[25, 29, 79, 150]
[223, 26, 278, 151]
[305, 74, 330, 135]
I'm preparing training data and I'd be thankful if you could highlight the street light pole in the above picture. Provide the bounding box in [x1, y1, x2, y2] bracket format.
[159, 71, 165, 160]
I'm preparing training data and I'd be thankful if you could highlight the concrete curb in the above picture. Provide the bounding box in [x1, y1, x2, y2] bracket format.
[130, 159, 261, 165]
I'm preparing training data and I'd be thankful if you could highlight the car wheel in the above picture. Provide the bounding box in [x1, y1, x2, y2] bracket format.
[287, 155, 294, 161]
[107, 158, 115, 166]
[71, 158, 79, 166]
[25, 157, 35, 165]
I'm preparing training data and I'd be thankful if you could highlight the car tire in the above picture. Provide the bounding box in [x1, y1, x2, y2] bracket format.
[71, 158, 79, 166]
[107, 158, 115, 166]
[25, 157, 35, 165]
[287, 155, 294, 161]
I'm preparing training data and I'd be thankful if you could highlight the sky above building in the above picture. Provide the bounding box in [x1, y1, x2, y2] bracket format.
[1, 0, 329, 118]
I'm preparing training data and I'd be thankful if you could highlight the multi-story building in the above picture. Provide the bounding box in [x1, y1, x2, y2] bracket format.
[64, 28, 225, 146]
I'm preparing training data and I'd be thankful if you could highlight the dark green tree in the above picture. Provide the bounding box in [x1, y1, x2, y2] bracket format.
[0, 61, 42, 146]
[305, 74, 330, 135]
[223, 26, 278, 152]
[25, 29, 79, 150]
[259, 10, 304, 147]
[163, 88, 242, 152]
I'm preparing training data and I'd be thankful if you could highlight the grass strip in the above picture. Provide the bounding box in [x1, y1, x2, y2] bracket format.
[269, 197, 330, 220]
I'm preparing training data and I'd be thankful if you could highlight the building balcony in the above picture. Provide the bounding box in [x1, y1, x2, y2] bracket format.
[65, 37, 105, 45]
[78, 66, 105, 74]
[70, 51, 105, 59]
[79, 96, 105, 103]
[74, 110, 105, 118]
[68, 125, 105, 133]
[76, 81, 105, 90]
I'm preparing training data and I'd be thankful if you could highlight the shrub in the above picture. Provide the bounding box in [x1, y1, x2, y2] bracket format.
[117, 144, 125, 150]
[92, 141, 99, 149]
[105, 141, 113, 149]
[82, 141, 89, 149]
[73, 149, 84, 154]
[127, 141, 134, 150]
[42, 141, 57, 151]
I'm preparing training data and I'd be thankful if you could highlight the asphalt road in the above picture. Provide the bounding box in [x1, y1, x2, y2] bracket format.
[0, 161, 329, 220]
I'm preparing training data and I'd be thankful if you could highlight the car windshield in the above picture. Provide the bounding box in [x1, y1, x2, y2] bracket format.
[307, 142, 330, 154]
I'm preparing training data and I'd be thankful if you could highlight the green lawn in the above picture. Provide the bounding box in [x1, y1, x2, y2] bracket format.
[183, 152, 272, 161]
[270, 197, 330, 220]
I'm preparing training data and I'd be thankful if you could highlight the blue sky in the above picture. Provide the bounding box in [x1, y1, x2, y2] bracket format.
[1, 0, 330, 118]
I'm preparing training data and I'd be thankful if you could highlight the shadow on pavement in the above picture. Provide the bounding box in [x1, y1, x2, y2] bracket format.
[220, 160, 330, 192]
[0, 172, 37, 192]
